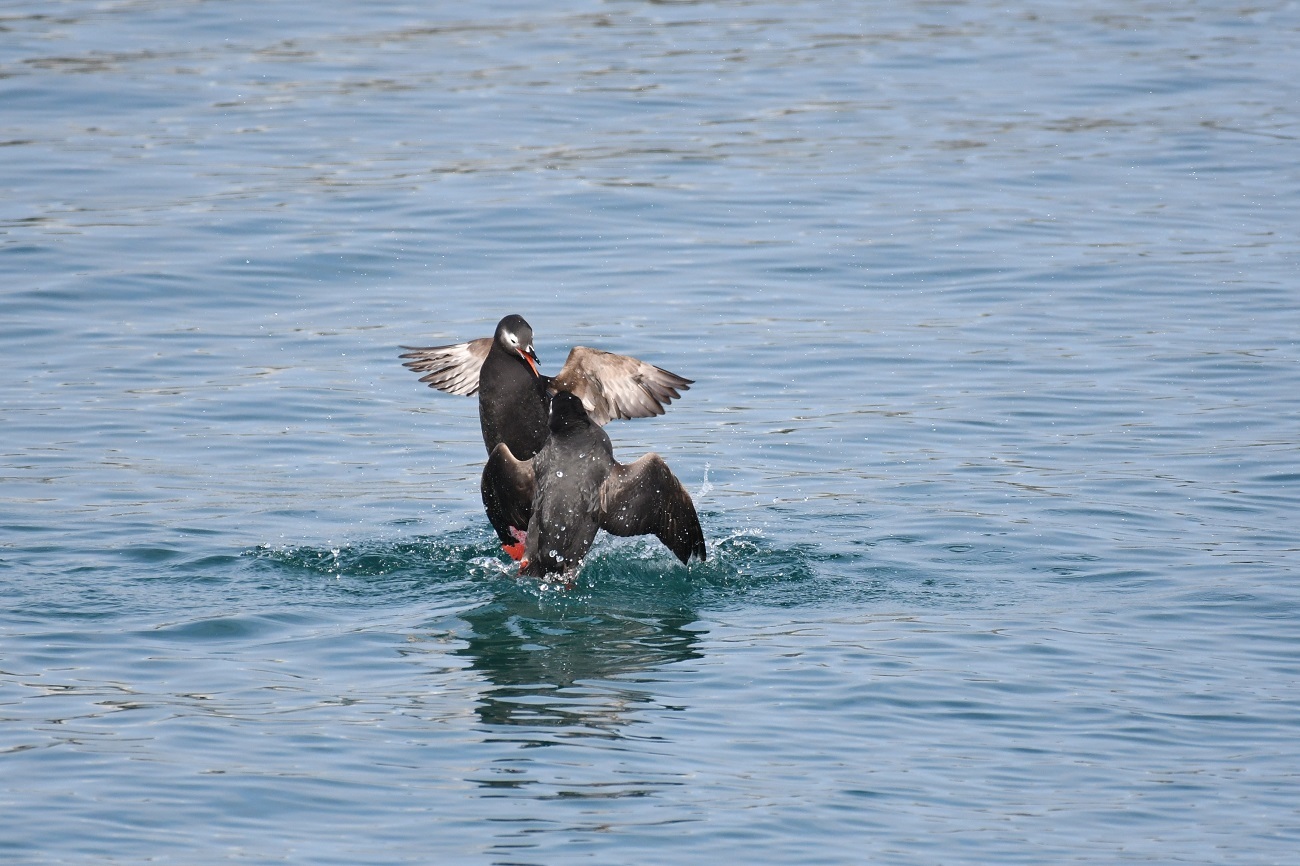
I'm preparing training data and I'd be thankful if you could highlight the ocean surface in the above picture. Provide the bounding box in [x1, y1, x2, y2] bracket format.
[3, 1, 1299, 862]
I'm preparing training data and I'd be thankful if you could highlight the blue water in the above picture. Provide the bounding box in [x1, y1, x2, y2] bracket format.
[4, 1, 1300, 862]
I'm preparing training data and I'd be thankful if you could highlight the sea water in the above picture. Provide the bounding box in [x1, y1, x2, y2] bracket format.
[3, 1, 1299, 863]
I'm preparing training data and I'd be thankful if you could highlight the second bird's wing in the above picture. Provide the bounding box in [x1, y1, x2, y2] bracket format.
[551, 346, 691, 426]
[599, 453, 706, 564]
[481, 443, 535, 545]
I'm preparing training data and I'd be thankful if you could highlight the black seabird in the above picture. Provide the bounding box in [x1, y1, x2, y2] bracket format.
[482, 391, 706, 578]
[400, 315, 694, 554]
[400, 314, 692, 461]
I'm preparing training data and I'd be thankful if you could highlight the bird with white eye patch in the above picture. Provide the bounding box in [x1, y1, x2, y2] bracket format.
[400, 315, 696, 558]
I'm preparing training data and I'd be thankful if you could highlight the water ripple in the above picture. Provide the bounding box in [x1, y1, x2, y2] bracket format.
[4, 0, 1300, 862]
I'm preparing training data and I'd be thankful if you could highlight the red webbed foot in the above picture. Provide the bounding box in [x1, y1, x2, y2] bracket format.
[501, 526, 527, 561]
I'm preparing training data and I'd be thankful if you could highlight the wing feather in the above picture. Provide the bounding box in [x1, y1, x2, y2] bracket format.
[551, 346, 691, 426]
[399, 337, 492, 396]
[599, 453, 706, 564]
[481, 443, 535, 546]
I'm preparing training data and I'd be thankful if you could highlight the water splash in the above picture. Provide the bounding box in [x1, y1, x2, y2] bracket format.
[238, 517, 940, 612]
[697, 461, 713, 498]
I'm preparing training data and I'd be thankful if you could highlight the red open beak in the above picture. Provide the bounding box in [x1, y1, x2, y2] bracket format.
[519, 347, 540, 377]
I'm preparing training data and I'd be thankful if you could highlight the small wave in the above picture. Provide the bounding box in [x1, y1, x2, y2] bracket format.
[522, 527, 841, 610]
[241, 527, 512, 606]
[141, 612, 308, 643]
[245, 528, 501, 578]
[238, 521, 912, 611]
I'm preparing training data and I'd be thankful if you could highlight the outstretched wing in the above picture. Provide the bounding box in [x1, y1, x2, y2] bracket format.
[550, 346, 691, 426]
[399, 337, 492, 396]
[481, 443, 535, 546]
[599, 453, 706, 564]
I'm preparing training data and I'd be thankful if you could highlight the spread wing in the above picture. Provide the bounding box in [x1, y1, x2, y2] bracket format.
[399, 337, 492, 396]
[599, 453, 706, 564]
[481, 443, 535, 545]
[550, 346, 692, 426]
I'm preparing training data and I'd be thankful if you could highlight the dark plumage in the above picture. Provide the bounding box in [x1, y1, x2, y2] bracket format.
[400, 314, 692, 460]
[401, 314, 547, 461]
[482, 391, 706, 578]
[400, 314, 695, 549]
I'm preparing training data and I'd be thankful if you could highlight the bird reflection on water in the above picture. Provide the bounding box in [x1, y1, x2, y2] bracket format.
[454, 583, 703, 734]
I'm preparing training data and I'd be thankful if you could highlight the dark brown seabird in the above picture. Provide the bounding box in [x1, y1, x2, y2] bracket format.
[400, 314, 694, 556]
[482, 391, 706, 578]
